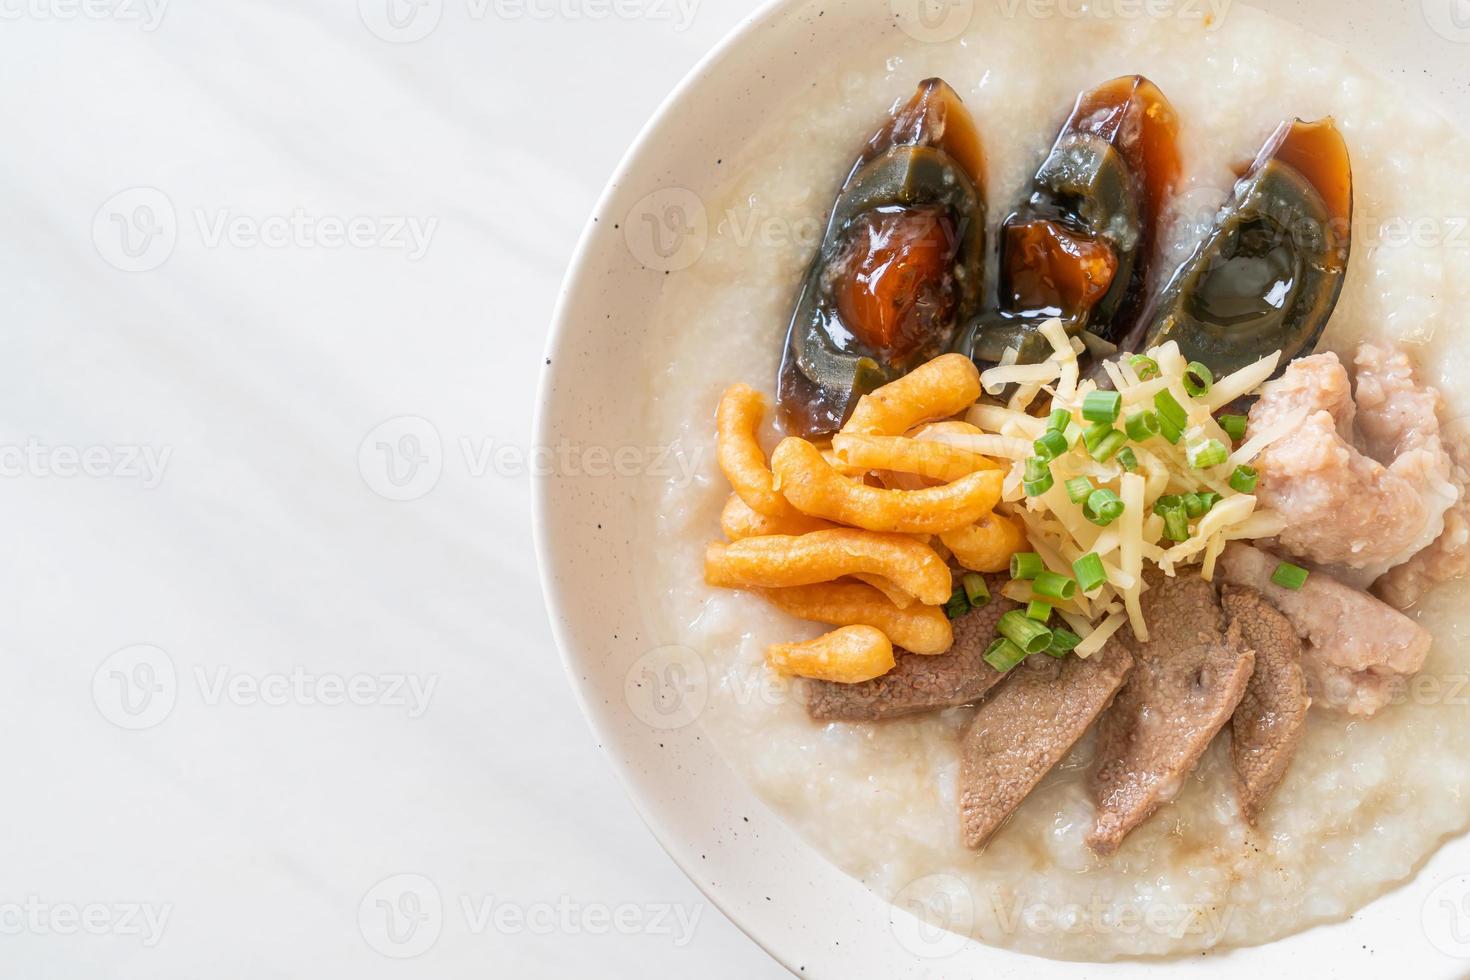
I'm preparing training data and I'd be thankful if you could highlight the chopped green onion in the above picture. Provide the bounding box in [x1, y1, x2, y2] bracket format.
[1183, 361, 1214, 398]
[1091, 430, 1128, 463]
[1083, 422, 1114, 455]
[1198, 491, 1222, 512]
[1010, 552, 1044, 580]
[962, 573, 990, 608]
[1129, 355, 1160, 381]
[1034, 430, 1068, 461]
[1230, 465, 1259, 494]
[1033, 571, 1078, 600]
[1157, 414, 1183, 445]
[1026, 599, 1053, 623]
[1082, 390, 1122, 424]
[1163, 507, 1190, 542]
[1272, 562, 1310, 590]
[1182, 492, 1208, 519]
[1024, 475, 1054, 497]
[1125, 411, 1159, 442]
[1024, 456, 1051, 483]
[1047, 408, 1072, 433]
[1153, 494, 1181, 517]
[1047, 628, 1082, 657]
[998, 610, 1053, 655]
[984, 637, 1029, 672]
[1187, 438, 1229, 469]
[1084, 488, 1125, 526]
[1117, 447, 1139, 472]
[1073, 552, 1107, 592]
[1219, 414, 1248, 442]
[945, 586, 970, 620]
[1065, 476, 1094, 504]
[1155, 390, 1189, 430]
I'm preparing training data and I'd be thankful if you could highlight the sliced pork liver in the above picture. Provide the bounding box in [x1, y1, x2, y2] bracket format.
[1222, 585, 1308, 825]
[959, 639, 1133, 849]
[1219, 542, 1431, 716]
[805, 575, 1014, 722]
[1087, 572, 1254, 855]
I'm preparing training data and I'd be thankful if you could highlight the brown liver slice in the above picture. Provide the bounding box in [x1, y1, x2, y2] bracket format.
[805, 575, 1015, 722]
[1222, 585, 1308, 824]
[959, 639, 1134, 849]
[1087, 572, 1255, 855]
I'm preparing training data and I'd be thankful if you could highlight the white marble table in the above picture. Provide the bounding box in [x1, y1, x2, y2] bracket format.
[0, 1, 784, 975]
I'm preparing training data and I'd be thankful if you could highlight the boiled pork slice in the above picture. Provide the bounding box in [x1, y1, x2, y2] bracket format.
[1087, 572, 1254, 855]
[1218, 542, 1430, 716]
[1222, 585, 1308, 824]
[805, 575, 1014, 722]
[959, 638, 1133, 849]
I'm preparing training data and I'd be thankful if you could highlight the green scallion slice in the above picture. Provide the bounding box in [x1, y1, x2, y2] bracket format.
[984, 637, 1029, 672]
[1187, 438, 1229, 469]
[1082, 390, 1122, 424]
[1230, 465, 1259, 494]
[1046, 628, 1082, 658]
[1117, 447, 1139, 472]
[962, 573, 990, 608]
[1198, 491, 1222, 512]
[998, 609, 1053, 655]
[1024, 456, 1051, 483]
[1010, 552, 1044, 580]
[1024, 475, 1054, 497]
[1033, 571, 1078, 600]
[1065, 476, 1094, 504]
[1026, 599, 1053, 623]
[1272, 562, 1310, 590]
[945, 586, 970, 620]
[1129, 354, 1160, 381]
[1183, 361, 1214, 398]
[1155, 389, 1189, 430]
[1125, 411, 1159, 442]
[1091, 430, 1128, 463]
[1073, 552, 1107, 592]
[1182, 492, 1207, 519]
[1152, 494, 1181, 517]
[1163, 507, 1190, 542]
[1083, 422, 1114, 455]
[1047, 408, 1072, 433]
[1034, 429, 1068, 461]
[1158, 414, 1184, 445]
[1219, 414, 1248, 442]
[1084, 488, 1125, 526]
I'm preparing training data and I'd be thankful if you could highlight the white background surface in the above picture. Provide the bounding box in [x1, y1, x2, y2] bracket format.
[0, 1, 785, 976]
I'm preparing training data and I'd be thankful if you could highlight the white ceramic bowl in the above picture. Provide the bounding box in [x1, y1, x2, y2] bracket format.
[535, 1, 1470, 973]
